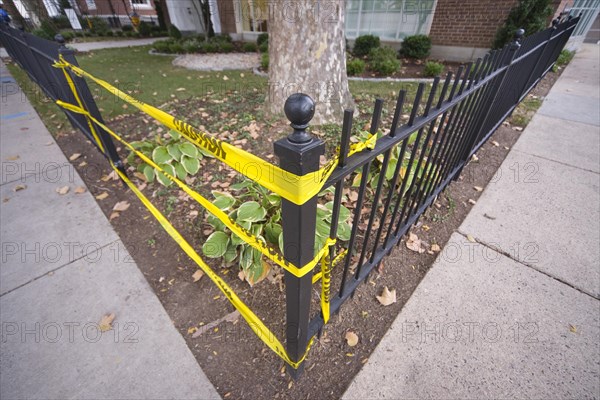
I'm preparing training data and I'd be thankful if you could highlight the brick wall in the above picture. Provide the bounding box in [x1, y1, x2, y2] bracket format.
[429, 0, 519, 48]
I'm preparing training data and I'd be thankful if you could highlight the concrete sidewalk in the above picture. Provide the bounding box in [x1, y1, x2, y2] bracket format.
[345, 44, 600, 399]
[0, 38, 162, 58]
[0, 62, 219, 398]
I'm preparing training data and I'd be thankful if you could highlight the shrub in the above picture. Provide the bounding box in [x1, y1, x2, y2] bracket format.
[115, 30, 123, 37]
[243, 42, 258, 52]
[74, 31, 84, 38]
[210, 34, 232, 43]
[105, 30, 114, 37]
[198, 41, 218, 53]
[40, 19, 58, 38]
[493, 0, 552, 48]
[138, 21, 152, 37]
[168, 43, 185, 54]
[353, 34, 380, 57]
[59, 30, 75, 41]
[87, 16, 110, 34]
[368, 46, 400, 75]
[400, 34, 431, 59]
[51, 15, 71, 30]
[183, 40, 200, 53]
[152, 40, 172, 53]
[32, 29, 53, 40]
[258, 42, 268, 53]
[125, 31, 134, 37]
[169, 25, 182, 39]
[257, 33, 268, 47]
[261, 53, 269, 70]
[346, 58, 365, 76]
[122, 25, 134, 32]
[423, 61, 444, 77]
[217, 42, 235, 53]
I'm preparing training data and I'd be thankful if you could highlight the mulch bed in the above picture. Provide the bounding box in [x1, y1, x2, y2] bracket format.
[51, 68, 560, 399]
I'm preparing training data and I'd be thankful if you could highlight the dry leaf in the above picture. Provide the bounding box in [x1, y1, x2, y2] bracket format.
[345, 331, 359, 347]
[466, 234, 476, 243]
[192, 270, 204, 282]
[492, 141, 500, 147]
[512, 126, 523, 132]
[74, 186, 86, 194]
[13, 184, 27, 192]
[6, 155, 19, 161]
[99, 313, 115, 332]
[406, 233, 425, 253]
[569, 324, 577, 333]
[69, 153, 81, 161]
[474, 186, 483, 192]
[109, 212, 120, 220]
[468, 199, 477, 205]
[431, 244, 441, 252]
[95, 192, 109, 200]
[56, 186, 70, 195]
[376, 286, 396, 306]
[113, 201, 130, 212]
[471, 154, 479, 162]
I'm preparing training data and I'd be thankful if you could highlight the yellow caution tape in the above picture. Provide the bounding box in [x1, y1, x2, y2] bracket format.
[53, 56, 377, 205]
[314, 249, 347, 324]
[56, 99, 335, 279]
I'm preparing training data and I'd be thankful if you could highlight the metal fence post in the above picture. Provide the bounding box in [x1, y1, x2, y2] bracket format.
[274, 94, 325, 378]
[456, 29, 524, 176]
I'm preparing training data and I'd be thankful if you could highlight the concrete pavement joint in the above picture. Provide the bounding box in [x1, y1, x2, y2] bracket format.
[456, 230, 599, 301]
[0, 239, 122, 298]
[513, 148, 600, 175]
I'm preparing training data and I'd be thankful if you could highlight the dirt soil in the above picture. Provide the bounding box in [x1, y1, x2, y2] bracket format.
[51, 70, 560, 399]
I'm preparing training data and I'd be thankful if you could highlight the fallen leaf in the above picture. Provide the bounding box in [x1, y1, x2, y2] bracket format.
[109, 212, 120, 220]
[468, 199, 477, 205]
[492, 141, 500, 147]
[99, 313, 115, 332]
[192, 311, 240, 338]
[176, 87, 186, 91]
[95, 192, 109, 200]
[345, 331, 359, 347]
[376, 286, 396, 306]
[223, 75, 229, 81]
[137, 182, 147, 191]
[406, 233, 425, 253]
[192, 270, 204, 282]
[13, 184, 27, 192]
[431, 244, 441, 252]
[473, 186, 483, 192]
[79, 161, 88, 167]
[569, 324, 577, 333]
[113, 201, 130, 212]
[74, 186, 86, 194]
[512, 126, 523, 132]
[471, 154, 479, 162]
[188, 326, 198, 335]
[69, 153, 81, 161]
[6, 155, 19, 161]
[56, 186, 70, 195]
[466, 234, 476, 243]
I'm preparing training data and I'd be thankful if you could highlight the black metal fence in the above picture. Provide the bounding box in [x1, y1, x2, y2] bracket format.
[0, 15, 579, 377]
[275, 16, 578, 376]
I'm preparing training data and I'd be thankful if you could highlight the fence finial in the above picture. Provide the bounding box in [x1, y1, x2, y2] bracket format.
[510, 29, 525, 50]
[54, 34, 65, 47]
[284, 93, 315, 144]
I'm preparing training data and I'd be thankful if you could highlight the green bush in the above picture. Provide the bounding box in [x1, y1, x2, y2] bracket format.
[423, 61, 444, 77]
[138, 21, 152, 37]
[152, 39, 172, 53]
[353, 34, 380, 57]
[74, 31, 84, 38]
[257, 33, 268, 47]
[168, 43, 185, 54]
[258, 42, 268, 53]
[183, 40, 200, 53]
[493, 0, 552, 48]
[32, 29, 53, 40]
[59, 30, 75, 41]
[105, 30, 114, 37]
[115, 30, 123, 37]
[210, 34, 233, 43]
[243, 42, 258, 52]
[217, 42, 235, 53]
[40, 19, 58, 38]
[346, 58, 366, 76]
[552, 49, 575, 71]
[51, 15, 71, 30]
[122, 25, 134, 32]
[261, 53, 269, 70]
[169, 25, 182, 39]
[400, 34, 431, 59]
[87, 17, 109, 34]
[198, 41, 218, 53]
[368, 46, 400, 75]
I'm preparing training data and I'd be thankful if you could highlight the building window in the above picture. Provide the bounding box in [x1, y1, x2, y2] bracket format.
[241, 0, 268, 33]
[346, 0, 437, 41]
[85, 0, 96, 11]
[131, 0, 152, 8]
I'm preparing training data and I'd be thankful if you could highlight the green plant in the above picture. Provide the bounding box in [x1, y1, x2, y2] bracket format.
[198, 41, 218, 53]
[105, 30, 114, 37]
[115, 30, 123, 37]
[122, 25, 134, 32]
[400, 34, 431, 59]
[169, 24, 182, 39]
[87, 16, 110, 34]
[347, 58, 366, 76]
[423, 61, 444, 77]
[138, 21, 152, 37]
[243, 42, 258, 52]
[552, 49, 574, 71]
[261, 52, 269, 70]
[217, 42, 235, 53]
[183, 40, 200, 53]
[127, 129, 212, 187]
[202, 178, 352, 286]
[152, 40, 171, 53]
[51, 15, 71, 30]
[369, 46, 400, 75]
[59, 30, 75, 41]
[257, 33, 268, 47]
[493, 0, 553, 48]
[258, 42, 268, 53]
[168, 43, 185, 53]
[353, 34, 380, 57]
[32, 29, 53, 40]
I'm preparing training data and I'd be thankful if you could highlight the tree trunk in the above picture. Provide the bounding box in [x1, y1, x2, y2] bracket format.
[268, 0, 353, 125]
[3, 0, 26, 28]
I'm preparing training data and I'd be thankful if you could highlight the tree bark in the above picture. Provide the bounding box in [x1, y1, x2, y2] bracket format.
[268, 0, 353, 125]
